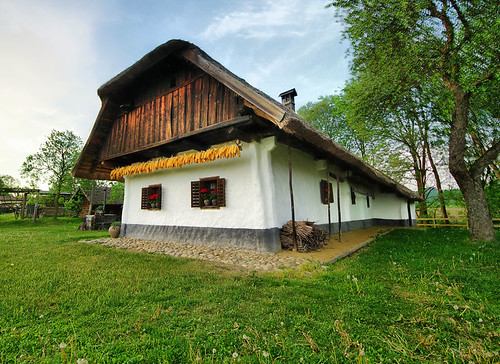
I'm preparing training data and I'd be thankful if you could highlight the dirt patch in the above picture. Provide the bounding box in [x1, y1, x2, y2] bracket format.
[278, 226, 392, 263]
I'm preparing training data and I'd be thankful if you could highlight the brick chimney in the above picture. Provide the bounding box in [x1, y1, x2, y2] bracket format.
[279, 88, 297, 111]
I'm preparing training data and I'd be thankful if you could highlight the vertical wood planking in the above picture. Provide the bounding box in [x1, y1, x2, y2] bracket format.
[155, 95, 161, 143]
[223, 87, 230, 121]
[178, 86, 185, 136]
[201, 76, 209, 129]
[194, 78, 202, 129]
[98, 73, 248, 160]
[165, 92, 172, 140]
[172, 89, 179, 138]
[144, 102, 151, 146]
[133, 107, 140, 151]
[189, 82, 195, 132]
[120, 114, 127, 155]
[185, 83, 193, 133]
[216, 81, 224, 124]
[148, 98, 154, 145]
[208, 77, 218, 126]
[152, 97, 157, 144]
[153, 97, 158, 144]
[159, 95, 165, 141]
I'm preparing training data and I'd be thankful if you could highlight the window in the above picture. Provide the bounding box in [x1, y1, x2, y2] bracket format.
[350, 188, 356, 205]
[320, 180, 334, 204]
[191, 176, 226, 208]
[366, 195, 370, 208]
[141, 184, 162, 210]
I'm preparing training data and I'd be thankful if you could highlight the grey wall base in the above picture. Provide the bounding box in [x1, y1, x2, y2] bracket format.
[122, 218, 413, 253]
[122, 224, 282, 253]
[318, 218, 416, 234]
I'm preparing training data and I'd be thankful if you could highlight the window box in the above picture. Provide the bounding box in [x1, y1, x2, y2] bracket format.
[191, 176, 226, 209]
[141, 184, 162, 210]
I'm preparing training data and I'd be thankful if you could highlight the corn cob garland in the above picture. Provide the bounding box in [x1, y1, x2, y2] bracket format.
[110, 145, 241, 180]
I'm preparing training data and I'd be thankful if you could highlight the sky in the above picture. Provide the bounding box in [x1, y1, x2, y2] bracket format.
[0, 0, 351, 188]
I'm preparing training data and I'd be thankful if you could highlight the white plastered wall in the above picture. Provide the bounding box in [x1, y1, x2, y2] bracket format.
[121, 137, 416, 230]
[122, 140, 278, 230]
[269, 142, 412, 227]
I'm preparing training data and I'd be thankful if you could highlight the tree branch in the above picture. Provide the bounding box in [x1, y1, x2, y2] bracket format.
[471, 139, 500, 178]
[427, 0, 456, 83]
[471, 65, 500, 88]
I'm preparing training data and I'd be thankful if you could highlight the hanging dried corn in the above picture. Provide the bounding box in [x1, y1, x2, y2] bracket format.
[110, 144, 241, 180]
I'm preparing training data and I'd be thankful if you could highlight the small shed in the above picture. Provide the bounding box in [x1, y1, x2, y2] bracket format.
[71, 186, 123, 218]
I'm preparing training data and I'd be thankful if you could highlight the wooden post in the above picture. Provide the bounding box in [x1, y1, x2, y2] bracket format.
[287, 136, 297, 251]
[88, 181, 95, 215]
[103, 187, 107, 214]
[32, 191, 39, 223]
[21, 193, 27, 219]
[327, 167, 331, 237]
[337, 173, 342, 242]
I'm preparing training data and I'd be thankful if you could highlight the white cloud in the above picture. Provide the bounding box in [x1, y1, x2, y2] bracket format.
[201, 0, 328, 40]
[199, 0, 347, 107]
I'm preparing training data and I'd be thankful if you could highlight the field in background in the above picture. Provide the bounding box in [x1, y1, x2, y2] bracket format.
[0, 215, 499, 362]
[427, 207, 466, 218]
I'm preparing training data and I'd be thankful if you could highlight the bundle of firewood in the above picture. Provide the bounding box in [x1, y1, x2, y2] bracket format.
[280, 221, 327, 252]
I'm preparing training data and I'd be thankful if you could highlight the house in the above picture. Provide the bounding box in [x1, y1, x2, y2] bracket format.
[73, 39, 420, 252]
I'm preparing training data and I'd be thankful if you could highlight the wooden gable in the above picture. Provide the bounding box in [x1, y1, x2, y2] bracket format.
[73, 44, 274, 181]
[99, 67, 244, 161]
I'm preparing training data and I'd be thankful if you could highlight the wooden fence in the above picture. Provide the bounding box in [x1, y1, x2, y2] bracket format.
[417, 218, 500, 229]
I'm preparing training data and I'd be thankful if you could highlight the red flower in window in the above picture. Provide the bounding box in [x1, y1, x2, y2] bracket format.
[200, 188, 210, 200]
[210, 189, 218, 200]
[148, 193, 159, 201]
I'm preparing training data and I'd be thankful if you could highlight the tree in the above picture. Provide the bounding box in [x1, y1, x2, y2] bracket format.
[108, 181, 124, 204]
[298, 94, 408, 183]
[328, 0, 500, 241]
[298, 94, 369, 157]
[21, 130, 82, 219]
[0, 174, 18, 189]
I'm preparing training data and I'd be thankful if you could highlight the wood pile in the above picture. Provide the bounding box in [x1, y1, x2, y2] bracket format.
[280, 221, 327, 252]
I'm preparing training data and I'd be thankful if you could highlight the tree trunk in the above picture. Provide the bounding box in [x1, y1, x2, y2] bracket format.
[411, 151, 428, 216]
[416, 112, 449, 221]
[448, 89, 496, 242]
[423, 132, 449, 222]
[459, 174, 496, 241]
[53, 191, 60, 219]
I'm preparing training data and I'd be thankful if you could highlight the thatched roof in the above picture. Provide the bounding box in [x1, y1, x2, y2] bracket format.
[75, 39, 420, 201]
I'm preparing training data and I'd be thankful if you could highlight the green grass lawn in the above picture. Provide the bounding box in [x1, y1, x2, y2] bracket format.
[0, 214, 499, 363]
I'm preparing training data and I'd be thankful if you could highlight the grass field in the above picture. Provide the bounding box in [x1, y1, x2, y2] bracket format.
[0, 215, 499, 363]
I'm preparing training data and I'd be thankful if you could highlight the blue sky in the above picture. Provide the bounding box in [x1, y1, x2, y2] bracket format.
[0, 0, 350, 186]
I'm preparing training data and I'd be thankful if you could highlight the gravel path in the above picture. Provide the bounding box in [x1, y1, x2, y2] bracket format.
[81, 237, 310, 271]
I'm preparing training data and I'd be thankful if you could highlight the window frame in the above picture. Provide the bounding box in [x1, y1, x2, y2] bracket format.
[141, 184, 162, 210]
[320, 179, 334, 204]
[191, 176, 226, 209]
